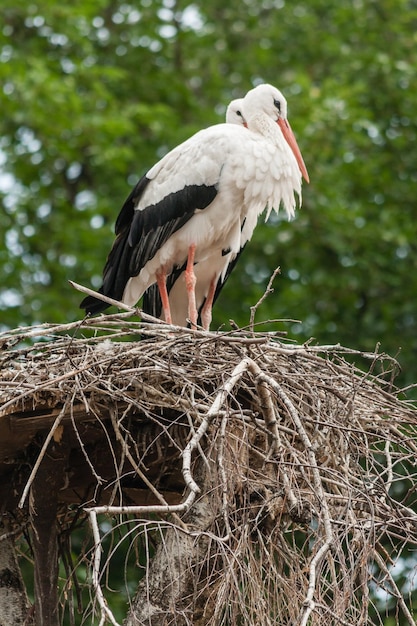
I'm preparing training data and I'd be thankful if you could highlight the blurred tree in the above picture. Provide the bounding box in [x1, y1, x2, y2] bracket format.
[1, 1, 417, 623]
[0, 0, 416, 387]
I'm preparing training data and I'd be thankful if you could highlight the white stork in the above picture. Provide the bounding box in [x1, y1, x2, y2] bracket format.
[225, 98, 246, 126]
[140, 97, 247, 325]
[81, 84, 309, 329]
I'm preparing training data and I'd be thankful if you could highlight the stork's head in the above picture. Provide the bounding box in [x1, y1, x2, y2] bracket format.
[226, 98, 247, 127]
[242, 83, 309, 183]
[243, 84, 288, 122]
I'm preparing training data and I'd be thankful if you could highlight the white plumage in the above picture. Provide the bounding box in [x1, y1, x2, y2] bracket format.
[225, 98, 246, 126]
[81, 83, 309, 329]
[158, 97, 247, 327]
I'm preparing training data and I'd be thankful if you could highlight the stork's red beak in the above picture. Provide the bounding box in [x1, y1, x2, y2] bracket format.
[278, 118, 309, 183]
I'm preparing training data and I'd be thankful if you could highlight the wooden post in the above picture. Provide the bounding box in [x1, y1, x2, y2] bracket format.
[30, 439, 66, 626]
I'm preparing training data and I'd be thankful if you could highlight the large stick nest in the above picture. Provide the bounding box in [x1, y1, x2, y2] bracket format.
[1, 313, 417, 625]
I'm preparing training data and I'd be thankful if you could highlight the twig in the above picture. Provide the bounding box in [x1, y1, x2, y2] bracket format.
[1, 357, 118, 416]
[250, 367, 334, 626]
[108, 408, 187, 529]
[18, 403, 68, 508]
[249, 360, 301, 513]
[69, 397, 105, 486]
[182, 358, 251, 499]
[249, 267, 281, 332]
[218, 412, 232, 539]
[68, 281, 137, 315]
[373, 549, 416, 626]
[89, 510, 121, 626]
[384, 439, 394, 496]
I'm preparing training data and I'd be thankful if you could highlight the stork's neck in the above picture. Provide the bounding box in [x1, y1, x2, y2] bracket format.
[247, 113, 286, 148]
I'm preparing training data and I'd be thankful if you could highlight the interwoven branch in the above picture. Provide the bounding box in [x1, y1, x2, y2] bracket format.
[0, 315, 416, 625]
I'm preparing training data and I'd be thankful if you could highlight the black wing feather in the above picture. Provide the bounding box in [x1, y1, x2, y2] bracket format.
[127, 184, 217, 275]
[115, 175, 151, 234]
[81, 180, 217, 315]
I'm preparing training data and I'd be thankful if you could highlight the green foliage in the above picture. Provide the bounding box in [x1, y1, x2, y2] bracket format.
[1, 4, 417, 619]
[1, 4, 416, 360]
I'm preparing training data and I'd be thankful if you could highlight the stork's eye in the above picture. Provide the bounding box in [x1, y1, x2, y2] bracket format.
[274, 98, 281, 113]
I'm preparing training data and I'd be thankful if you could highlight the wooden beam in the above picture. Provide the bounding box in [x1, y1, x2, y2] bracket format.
[30, 439, 66, 626]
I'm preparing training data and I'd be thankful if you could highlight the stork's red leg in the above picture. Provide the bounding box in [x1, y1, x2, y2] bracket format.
[200, 276, 217, 331]
[185, 243, 197, 328]
[156, 270, 172, 325]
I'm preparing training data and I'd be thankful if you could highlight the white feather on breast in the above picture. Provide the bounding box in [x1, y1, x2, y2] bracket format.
[122, 122, 302, 308]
